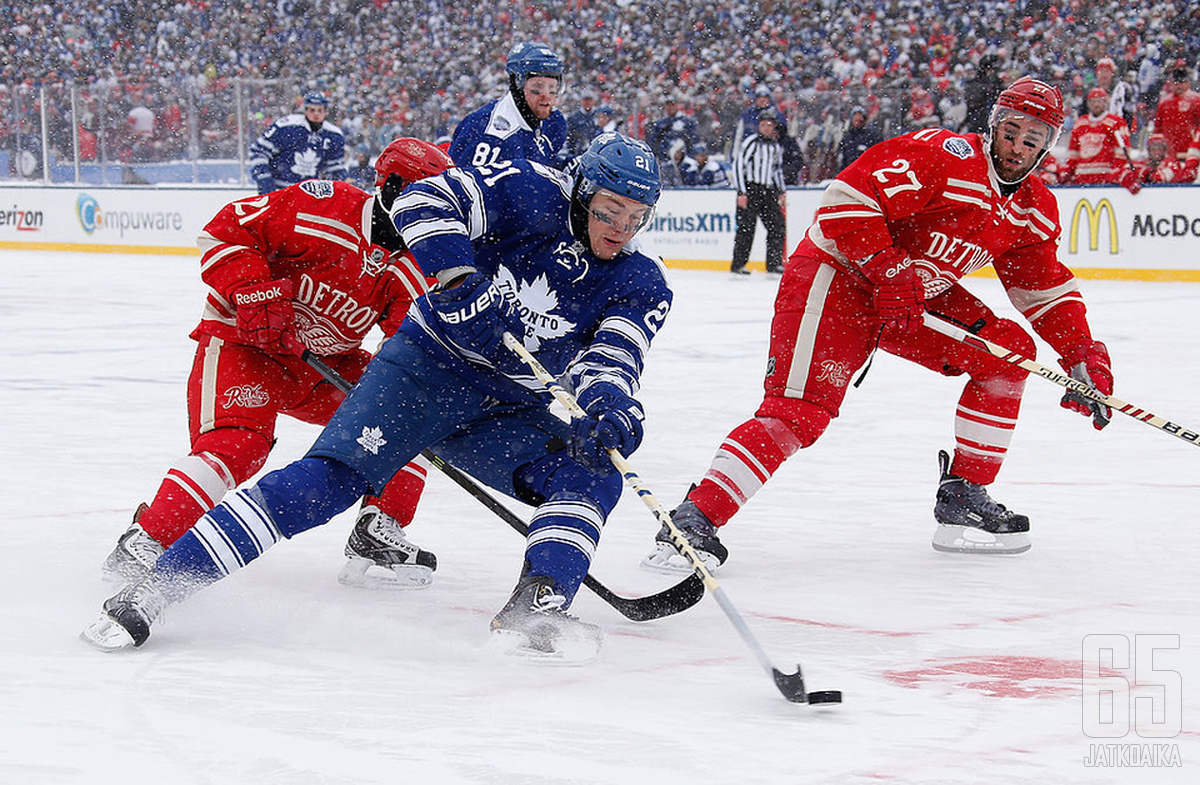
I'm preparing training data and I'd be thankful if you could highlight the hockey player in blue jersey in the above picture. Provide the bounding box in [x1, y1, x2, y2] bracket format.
[449, 42, 568, 169]
[249, 92, 348, 194]
[83, 133, 670, 663]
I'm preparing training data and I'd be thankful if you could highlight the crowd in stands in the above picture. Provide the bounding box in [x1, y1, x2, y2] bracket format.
[3, 0, 1200, 185]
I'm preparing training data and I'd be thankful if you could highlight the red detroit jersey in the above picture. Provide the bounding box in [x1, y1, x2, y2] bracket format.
[193, 180, 429, 355]
[794, 129, 1086, 354]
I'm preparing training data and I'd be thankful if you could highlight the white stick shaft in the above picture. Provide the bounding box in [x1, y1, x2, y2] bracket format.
[922, 313, 1200, 448]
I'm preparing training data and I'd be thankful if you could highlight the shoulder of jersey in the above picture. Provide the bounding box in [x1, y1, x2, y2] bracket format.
[276, 114, 310, 128]
[905, 128, 980, 162]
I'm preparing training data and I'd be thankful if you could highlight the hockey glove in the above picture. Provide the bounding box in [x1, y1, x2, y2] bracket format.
[427, 271, 525, 374]
[253, 172, 275, 195]
[863, 248, 925, 332]
[1059, 340, 1113, 430]
[231, 279, 301, 354]
[1119, 167, 1142, 195]
[568, 383, 645, 470]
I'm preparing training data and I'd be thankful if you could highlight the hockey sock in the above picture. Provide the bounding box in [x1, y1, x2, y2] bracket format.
[523, 492, 604, 606]
[374, 458, 429, 527]
[139, 452, 238, 546]
[951, 377, 1023, 485]
[691, 416, 804, 526]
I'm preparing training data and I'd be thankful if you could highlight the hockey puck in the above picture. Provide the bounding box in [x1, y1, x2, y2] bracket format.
[806, 690, 843, 704]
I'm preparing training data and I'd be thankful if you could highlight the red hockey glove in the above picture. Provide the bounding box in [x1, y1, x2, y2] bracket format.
[231, 279, 300, 354]
[863, 248, 925, 332]
[1119, 167, 1142, 195]
[1059, 340, 1113, 430]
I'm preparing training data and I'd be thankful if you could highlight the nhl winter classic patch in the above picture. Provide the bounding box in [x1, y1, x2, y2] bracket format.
[299, 180, 335, 198]
[942, 137, 974, 160]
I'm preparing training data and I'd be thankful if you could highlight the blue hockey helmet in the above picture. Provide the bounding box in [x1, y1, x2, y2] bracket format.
[575, 132, 661, 208]
[505, 42, 564, 84]
[568, 133, 660, 248]
[303, 91, 329, 107]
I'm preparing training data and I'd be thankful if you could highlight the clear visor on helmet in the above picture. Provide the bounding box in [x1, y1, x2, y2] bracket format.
[990, 107, 1059, 156]
[587, 188, 654, 235]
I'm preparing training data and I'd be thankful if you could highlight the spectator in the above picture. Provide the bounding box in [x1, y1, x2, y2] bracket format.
[248, 92, 347, 195]
[659, 138, 689, 187]
[1152, 60, 1200, 161]
[346, 144, 375, 192]
[734, 84, 776, 154]
[963, 55, 1003, 134]
[839, 106, 883, 172]
[648, 94, 698, 163]
[681, 142, 731, 188]
[594, 105, 619, 135]
[431, 105, 457, 147]
[565, 89, 599, 157]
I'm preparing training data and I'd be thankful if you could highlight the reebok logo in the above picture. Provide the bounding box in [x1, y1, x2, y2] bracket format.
[234, 286, 285, 305]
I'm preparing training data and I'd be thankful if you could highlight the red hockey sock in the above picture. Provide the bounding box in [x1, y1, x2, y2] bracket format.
[372, 459, 428, 527]
[690, 416, 802, 526]
[138, 452, 238, 546]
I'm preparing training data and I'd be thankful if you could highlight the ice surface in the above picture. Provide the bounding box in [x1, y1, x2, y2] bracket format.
[2, 252, 1198, 783]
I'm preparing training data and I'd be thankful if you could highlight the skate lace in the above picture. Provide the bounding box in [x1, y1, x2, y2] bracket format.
[953, 479, 1014, 519]
[366, 510, 410, 548]
[530, 585, 568, 615]
[118, 580, 169, 624]
[125, 529, 165, 566]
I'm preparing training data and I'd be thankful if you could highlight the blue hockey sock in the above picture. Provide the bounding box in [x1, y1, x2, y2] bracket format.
[523, 492, 604, 605]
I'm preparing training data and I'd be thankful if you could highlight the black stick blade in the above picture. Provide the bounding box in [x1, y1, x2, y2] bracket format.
[583, 572, 705, 622]
[772, 665, 809, 703]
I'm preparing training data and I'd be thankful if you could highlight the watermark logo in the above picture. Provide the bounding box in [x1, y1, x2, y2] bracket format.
[1082, 634, 1182, 768]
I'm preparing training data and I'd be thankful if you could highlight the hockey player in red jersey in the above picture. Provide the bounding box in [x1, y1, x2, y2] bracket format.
[1138, 132, 1197, 184]
[643, 77, 1114, 569]
[103, 138, 454, 590]
[1061, 88, 1140, 192]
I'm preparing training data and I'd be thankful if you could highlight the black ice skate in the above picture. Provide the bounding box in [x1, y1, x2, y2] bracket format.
[641, 496, 729, 574]
[338, 504, 437, 590]
[489, 575, 602, 664]
[932, 450, 1031, 554]
[80, 578, 170, 651]
[101, 504, 165, 584]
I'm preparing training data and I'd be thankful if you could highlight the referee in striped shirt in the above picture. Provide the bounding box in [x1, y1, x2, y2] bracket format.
[731, 109, 786, 275]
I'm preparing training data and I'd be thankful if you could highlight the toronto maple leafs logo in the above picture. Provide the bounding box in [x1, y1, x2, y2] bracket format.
[290, 148, 322, 179]
[356, 426, 387, 455]
[493, 264, 576, 351]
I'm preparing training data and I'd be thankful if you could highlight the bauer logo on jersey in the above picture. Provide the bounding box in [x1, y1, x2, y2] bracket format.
[299, 180, 335, 199]
[942, 137, 975, 160]
[222, 384, 270, 409]
[356, 426, 387, 455]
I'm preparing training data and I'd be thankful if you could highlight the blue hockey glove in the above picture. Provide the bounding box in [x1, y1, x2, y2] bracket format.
[568, 383, 645, 470]
[427, 271, 525, 374]
[253, 172, 274, 195]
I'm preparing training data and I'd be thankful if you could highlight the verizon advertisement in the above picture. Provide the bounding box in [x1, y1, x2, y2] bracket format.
[1, 184, 1198, 278]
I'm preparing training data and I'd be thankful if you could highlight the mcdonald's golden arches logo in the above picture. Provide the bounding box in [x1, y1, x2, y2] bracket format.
[1068, 198, 1119, 254]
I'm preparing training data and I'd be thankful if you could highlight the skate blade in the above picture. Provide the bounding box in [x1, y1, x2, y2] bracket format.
[931, 524, 1031, 555]
[487, 629, 600, 666]
[80, 613, 137, 651]
[639, 542, 716, 575]
[337, 557, 433, 590]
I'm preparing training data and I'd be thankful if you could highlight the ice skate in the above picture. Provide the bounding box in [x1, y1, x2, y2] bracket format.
[932, 450, 1031, 554]
[101, 504, 165, 584]
[489, 575, 602, 665]
[338, 504, 437, 590]
[80, 578, 170, 651]
[641, 497, 729, 574]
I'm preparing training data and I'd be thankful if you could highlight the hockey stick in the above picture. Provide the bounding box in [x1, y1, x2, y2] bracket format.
[502, 333, 842, 705]
[301, 350, 704, 622]
[922, 313, 1200, 448]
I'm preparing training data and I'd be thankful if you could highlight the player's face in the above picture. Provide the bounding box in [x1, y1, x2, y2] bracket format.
[587, 190, 652, 259]
[991, 112, 1053, 182]
[524, 77, 560, 120]
[1087, 95, 1107, 116]
[304, 104, 327, 123]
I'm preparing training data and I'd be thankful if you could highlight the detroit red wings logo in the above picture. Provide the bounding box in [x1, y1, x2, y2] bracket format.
[222, 384, 269, 409]
[816, 360, 853, 388]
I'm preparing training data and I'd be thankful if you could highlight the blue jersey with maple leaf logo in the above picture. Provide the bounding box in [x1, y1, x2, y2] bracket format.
[391, 159, 673, 404]
[248, 113, 347, 194]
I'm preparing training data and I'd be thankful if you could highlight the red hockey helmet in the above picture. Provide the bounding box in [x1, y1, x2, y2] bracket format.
[374, 137, 454, 190]
[987, 76, 1066, 184]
